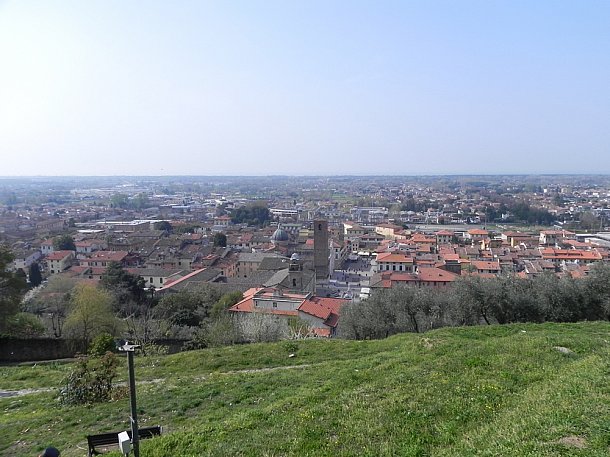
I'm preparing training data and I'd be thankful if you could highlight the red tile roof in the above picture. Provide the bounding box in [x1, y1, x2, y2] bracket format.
[471, 260, 501, 270]
[411, 234, 436, 243]
[228, 288, 346, 330]
[230, 297, 300, 316]
[372, 268, 458, 287]
[541, 249, 602, 261]
[376, 252, 414, 263]
[89, 251, 129, 262]
[158, 268, 210, 290]
[312, 328, 331, 337]
[298, 300, 332, 320]
[417, 268, 459, 282]
[46, 250, 74, 260]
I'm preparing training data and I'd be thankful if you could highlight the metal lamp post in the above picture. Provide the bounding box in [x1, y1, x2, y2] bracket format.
[118, 341, 141, 457]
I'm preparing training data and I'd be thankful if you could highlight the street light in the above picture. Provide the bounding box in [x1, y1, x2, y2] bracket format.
[118, 341, 141, 457]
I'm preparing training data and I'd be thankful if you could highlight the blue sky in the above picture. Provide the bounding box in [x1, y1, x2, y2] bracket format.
[1, 0, 609, 176]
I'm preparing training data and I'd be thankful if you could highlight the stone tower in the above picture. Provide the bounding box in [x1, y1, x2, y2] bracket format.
[313, 219, 329, 279]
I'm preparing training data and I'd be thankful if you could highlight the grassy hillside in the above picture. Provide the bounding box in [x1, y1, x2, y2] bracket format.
[2, 322, 610, 456]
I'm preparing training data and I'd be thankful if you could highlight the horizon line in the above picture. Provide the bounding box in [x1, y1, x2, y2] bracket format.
[2, 173, 610, 179]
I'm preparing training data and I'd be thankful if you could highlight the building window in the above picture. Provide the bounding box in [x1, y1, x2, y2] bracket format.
[293, 278, 297, 287]
[160, 278, 163, 284]
[273, 302, 277, 308]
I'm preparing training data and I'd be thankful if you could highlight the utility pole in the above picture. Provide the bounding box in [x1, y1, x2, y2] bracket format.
[119, 342, 141, 457]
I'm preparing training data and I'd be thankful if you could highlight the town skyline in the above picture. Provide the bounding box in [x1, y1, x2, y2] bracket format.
[2, 170, 610, 457]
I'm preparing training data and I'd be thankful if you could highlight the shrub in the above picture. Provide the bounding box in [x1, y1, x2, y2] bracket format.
[59, 352, 119, 405]
[236, 313, 288, 343]
[183, 315, 240, 350]
[287, 317, 311, 339]
[6, 312, 44, 337]
[88, 332, 117, 356]
[204, 314, 240, 347]
[140, 342, 169, 356]
[282, 340, 299, 353]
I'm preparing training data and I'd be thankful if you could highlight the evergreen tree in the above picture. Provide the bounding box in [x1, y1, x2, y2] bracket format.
[154, 221, 173, 232]
[0, 246, 28, 333]
[53, 234, 76, 251]
[28, 262, 43, 287]
[213, 232, 227, 247]
[100, 262, 146, 309]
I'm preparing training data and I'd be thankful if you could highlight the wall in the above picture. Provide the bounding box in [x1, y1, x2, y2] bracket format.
[0, 338, 85, 363]
[0, 338, 187, 363]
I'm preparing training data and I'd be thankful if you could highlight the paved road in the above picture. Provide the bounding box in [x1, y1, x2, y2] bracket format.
[318, 257, 376, 299]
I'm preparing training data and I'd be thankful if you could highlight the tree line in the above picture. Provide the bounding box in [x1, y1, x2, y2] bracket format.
[12, 257, 260, 351]
[230, 202, 271, 227]
[339, 264, 610, 339]
[7, 240, 610, 350]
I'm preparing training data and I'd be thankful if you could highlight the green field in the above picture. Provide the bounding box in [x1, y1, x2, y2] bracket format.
[2, 322, 610, 456]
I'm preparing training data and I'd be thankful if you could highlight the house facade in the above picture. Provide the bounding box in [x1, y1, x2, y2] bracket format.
[374, 252, 416, 273]
[229, 287, 346, 337]
[46, 250, 75, 274]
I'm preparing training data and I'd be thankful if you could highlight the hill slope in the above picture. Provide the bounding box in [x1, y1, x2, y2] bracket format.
[2, 322, 610, 456]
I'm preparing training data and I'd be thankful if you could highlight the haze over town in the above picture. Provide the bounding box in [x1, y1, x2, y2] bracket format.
[1, 0, 609, 176]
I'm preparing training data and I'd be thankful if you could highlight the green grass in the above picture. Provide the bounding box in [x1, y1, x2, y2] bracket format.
[1, 322, 610, 456]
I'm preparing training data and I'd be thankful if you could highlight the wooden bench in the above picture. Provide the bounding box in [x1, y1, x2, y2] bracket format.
[87, 425, 162, 456]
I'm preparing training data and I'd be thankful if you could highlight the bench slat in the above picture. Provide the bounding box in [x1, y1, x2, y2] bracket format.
[87, 425, 162, 456]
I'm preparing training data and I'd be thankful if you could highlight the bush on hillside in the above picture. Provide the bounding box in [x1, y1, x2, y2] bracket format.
[237, 313, 288, 343]
[59, 352, 119, 405]
[88, 333, 117, 356]
[5, 312, 45, 337]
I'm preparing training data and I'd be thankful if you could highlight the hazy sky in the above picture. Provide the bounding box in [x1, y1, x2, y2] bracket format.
[1, 1, 609, 176]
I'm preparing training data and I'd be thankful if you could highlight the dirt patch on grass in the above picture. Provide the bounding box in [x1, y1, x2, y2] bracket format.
[0, 387, 54, 397]
[553, 346, 575, 355]
[221, 364, 312, 375]
[556, 435, 587, 449]
[420, 338, 434, 349]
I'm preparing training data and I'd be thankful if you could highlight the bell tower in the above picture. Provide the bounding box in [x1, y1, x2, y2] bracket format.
[313, 219, 329, 279]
